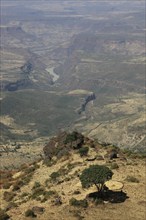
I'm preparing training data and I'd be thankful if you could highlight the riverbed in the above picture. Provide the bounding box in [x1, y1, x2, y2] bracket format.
[46, 67, 59, 83]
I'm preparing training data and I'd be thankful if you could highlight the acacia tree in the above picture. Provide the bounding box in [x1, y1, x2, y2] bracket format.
[79, 165, 113, 193]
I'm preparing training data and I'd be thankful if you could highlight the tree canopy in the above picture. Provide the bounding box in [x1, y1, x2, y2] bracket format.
[79, 165, 113, 193]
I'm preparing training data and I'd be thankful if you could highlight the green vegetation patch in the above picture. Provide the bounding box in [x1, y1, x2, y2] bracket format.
[69, 198, 88, 208]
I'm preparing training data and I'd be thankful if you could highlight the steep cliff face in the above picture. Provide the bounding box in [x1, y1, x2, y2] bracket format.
[78, 92, 96, 114]
[20, 61, 33, 74]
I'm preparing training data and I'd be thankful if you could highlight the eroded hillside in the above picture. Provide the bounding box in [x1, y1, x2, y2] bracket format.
[0, 0, 145, 151]
[0, 132, 145, 220]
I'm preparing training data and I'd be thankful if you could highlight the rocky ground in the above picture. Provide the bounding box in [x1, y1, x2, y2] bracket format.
[0, 132, 145, 220]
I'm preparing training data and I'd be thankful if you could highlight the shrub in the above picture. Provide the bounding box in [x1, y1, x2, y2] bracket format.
[3, 191, 16, 202]
[110, 162, 119, 169]
[23, 173, 32, 185]
[125, 175, 139, 183]
[6, 202, 18, 211]
[32, 182, 41, 189]
[56, 148, 70, 159]
[41, 190, 57, 202]
[25, 209, 36, 218]
[43, 159, 54, 167]
[122, 149, 133, 157]
[69, 198, 88, 208]
[24, 166, 36, 174]
[78, 146, 89, 157]
[31, 187, 45, 200]
[3, 182, 12, 189]
[64, 132, 79, 144]
[0, 171, 12, 180]
[0, 209, 10, 220]
[72, 210, 84, 220]
[12, 180, 24, 191]
[20, 163, 29, 170]
[20, 192, 29, 198]
[64, 131, 84, 149]
[50, 172, 60, 182]
[67, 162, 82, 171]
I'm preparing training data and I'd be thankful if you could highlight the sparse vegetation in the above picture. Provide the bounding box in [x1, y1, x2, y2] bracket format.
[2, 182, 12, 189]
[125, 175, 139, 183]
[43, 159, 55, 167]
[3, 191, 16, 202]
[25, 209, 37, 218]
[110, 162, 119, 170]
[78, 146, 89, 157]
[0, 209, 10, 220]
[41, 190, 57, 203]
[32, 181, 41, 189]
[31, 186, 45, 200]
[0, 1, 146, 219]
[50, 171, 60, 182]
[12, 180, 24, 191]
[20, 192, 29, 198]
[72, 210, 84, 220]
[69, 198, 88, 208]
[64, 131, 80, 144]
[6, 202, 18, 211]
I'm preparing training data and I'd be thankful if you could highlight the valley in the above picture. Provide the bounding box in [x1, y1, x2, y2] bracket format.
[0, 2, 146, 219]
[0, 0, 146, 156]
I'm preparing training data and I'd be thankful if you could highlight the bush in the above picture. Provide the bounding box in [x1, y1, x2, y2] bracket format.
[0, 209, 10, 220]
[25, 209, 36, 218]
[56, 148, 70, 159]
[69, 198, 88, 208]
[23, 173, 32, 185]
[125, 175, 139, 183]
[24, 166, 36, 174]
[43, 159, 55, 167]
[110, 163, 119, 169]
[78, 146, 89, 157]
[50, 172, 60, 182]
[3, 191, 16, 202]
[64, 132, 79, 144]
[3, 182, 11, 189]
[20, 192, 29, 198]
[64, 131, 84, 149]
[41, 190, 57, 202]
[32, 182, 41, 189]
[72, 210, 84, 220]
[6, 202, 18, 211]
[31, 187, 45, 200]
[12, 180, 24, 191]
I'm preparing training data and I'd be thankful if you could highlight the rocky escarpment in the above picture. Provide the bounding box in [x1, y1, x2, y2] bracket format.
[3, 79, 32, 92]
[78, 92, 96, 114]
[43, 131, 85, 160]
[1, 61, 33, 92]
[20, 61, 33, 74]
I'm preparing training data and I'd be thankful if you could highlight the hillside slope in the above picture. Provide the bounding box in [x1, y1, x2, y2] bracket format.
[0, 132, 145, 220]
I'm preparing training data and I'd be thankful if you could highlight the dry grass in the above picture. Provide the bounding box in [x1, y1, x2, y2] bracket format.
[0, 145, 145, 220]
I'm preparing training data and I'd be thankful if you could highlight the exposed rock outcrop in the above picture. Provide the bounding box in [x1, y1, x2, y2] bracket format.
[78, 92, 96, 114]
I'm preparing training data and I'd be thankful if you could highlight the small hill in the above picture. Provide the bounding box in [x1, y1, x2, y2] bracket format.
[0, 132, 146, 220]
